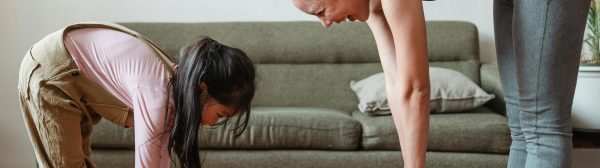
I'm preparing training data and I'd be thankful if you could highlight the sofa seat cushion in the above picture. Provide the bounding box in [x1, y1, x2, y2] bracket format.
[199, 107, 361, 150]
[91, 107, 361, 150]
[353, 106, 510, 153]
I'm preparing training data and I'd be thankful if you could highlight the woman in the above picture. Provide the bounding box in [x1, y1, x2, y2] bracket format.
[18, 22, 255, 168]
[291, 0, 430, 168]
[494, 0, 591, 167]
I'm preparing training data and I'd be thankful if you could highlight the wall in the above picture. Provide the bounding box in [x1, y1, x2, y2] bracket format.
[0, 0, 494, 167]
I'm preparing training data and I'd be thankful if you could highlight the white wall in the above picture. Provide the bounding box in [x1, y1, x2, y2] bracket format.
[0, 0, 495, 167]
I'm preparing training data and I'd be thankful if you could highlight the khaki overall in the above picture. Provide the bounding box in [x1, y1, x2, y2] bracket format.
[17, 22, 175, 168]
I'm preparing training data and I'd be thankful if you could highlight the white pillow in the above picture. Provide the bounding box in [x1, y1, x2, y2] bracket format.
[350, 67, 495, 115]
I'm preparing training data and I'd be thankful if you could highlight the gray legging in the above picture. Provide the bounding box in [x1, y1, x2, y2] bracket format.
[493, 0, 592, 167]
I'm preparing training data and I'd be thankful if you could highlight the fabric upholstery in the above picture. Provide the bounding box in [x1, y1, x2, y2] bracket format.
[92, 150, 507, 168]
[198, 150, 506, 168]
[198, 107, 361, 150]
[481, 63, 507, 116]
[354, 106, 511, 153]
[92, 119, 134, 149]
[349, 67, 494, 114]
[93, 107, 362, 150]
[430, 61, 480, 85]
[119, 21, 479, 64]
[428, 67, 494, 113]
[253, 62, 479, 112]
[252, 63, 382, 111]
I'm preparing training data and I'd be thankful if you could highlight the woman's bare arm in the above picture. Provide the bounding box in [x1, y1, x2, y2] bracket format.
[367, 0, 430, 167]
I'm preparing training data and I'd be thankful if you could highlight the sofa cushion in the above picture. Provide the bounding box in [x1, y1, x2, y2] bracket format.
[253, 62, 479, 112]
[198, 150, 508, 168]
[91, 150, 509, 168]
[353, 106, 510, 153]
[349, 67, 494, 115]
[199, 107, 361, 150]
[91, 107, 361, 150]
[119, 21, 479, 65]
[253, 63, 382, 112]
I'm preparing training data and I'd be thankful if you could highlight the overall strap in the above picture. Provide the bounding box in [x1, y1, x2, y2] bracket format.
[64, 22, 177, 75]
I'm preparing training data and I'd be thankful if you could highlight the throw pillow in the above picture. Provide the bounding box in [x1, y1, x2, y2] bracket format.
[350, 67, 495, 115]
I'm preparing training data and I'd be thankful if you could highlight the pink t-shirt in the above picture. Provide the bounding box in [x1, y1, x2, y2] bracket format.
[64, 28, 175, 168]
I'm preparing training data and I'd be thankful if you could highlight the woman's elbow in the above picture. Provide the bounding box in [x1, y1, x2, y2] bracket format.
[406, 85, 430, 102]
[389, 83, 430, 102]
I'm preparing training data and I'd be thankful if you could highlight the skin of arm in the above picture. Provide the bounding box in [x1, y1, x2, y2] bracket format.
[366, 0, 430, 167]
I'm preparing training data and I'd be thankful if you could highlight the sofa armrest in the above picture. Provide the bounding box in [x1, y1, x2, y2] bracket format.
[480, 63, 507, 116]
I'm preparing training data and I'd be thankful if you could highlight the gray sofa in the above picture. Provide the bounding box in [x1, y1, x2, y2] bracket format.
[90, 21, 510, 168]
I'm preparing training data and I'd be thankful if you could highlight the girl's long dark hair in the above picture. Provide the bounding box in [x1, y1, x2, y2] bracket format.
[167, 37, 255, 168]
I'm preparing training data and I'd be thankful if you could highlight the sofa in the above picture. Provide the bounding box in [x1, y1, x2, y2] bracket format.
[89, 21, 511, 168]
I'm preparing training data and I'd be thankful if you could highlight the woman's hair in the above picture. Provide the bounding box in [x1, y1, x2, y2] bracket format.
[167, 37, 256, 168]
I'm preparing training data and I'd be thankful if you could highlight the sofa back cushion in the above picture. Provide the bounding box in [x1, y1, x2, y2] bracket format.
[120, 21, 480, 111]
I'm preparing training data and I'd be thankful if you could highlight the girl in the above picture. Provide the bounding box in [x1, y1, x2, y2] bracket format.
[18, 22, 255, 168]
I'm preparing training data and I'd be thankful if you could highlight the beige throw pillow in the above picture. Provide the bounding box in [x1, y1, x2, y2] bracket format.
[350, 67, 495, 115]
